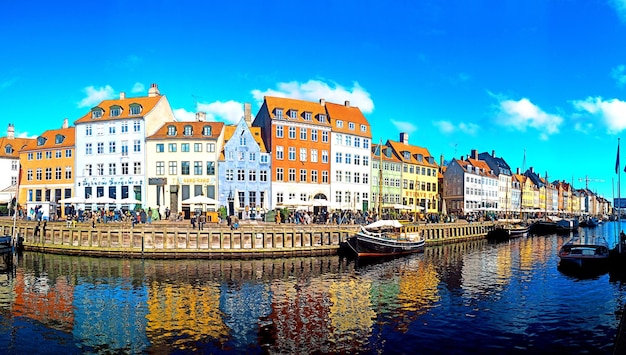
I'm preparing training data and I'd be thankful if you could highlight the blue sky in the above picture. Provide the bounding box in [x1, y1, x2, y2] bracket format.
[2, 0, 626, 201]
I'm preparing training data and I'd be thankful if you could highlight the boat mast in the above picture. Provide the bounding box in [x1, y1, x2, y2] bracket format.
[11, 162, 21, 249]
[377, 139, 383, 219]
[617, 138, 622, 253]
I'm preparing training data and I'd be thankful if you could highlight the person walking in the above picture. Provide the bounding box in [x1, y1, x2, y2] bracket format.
[199, 213, 206, 230]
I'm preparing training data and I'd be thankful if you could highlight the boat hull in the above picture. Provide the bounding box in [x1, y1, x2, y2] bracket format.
[558, 236, 609, 270]
[346, 232, 425, 257]
[488, 225, 529, 240]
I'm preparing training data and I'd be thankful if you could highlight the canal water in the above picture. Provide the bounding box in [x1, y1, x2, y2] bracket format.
[1, 223, 626, 354]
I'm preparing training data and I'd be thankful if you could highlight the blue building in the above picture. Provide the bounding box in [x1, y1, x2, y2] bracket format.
[218, 111, 271, 220]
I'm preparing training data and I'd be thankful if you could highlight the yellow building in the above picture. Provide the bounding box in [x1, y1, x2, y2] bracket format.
[387, 133, 439, 215]
[18, 119, 75, 219]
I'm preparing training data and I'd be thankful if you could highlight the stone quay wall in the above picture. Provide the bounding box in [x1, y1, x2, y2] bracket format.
[0, 219, 495, 259]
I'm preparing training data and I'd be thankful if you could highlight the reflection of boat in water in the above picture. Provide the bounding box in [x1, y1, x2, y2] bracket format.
[558, 235, 609, 269]
[344, 220, 425, 258]
[555, 219, 579, 233]
[531, 220, 557, 235]
[488, 220, 529, 241]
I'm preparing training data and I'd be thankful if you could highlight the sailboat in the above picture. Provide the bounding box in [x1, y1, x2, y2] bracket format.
[489, 175, 529, 240]
[344, 140, 425, 257]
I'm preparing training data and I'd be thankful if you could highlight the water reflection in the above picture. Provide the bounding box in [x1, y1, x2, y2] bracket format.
[0, 228, 625, 354]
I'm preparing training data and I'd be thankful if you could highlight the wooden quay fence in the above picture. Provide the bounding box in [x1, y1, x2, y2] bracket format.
[0, 218, 496, 259]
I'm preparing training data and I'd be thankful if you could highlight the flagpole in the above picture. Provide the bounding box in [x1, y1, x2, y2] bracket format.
[618, 138, 622, 253]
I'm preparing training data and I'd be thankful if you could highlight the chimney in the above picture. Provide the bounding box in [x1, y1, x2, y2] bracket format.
[400, 132, 409, 144]
[196, 112, 206, 122]
[492, 150, 495, 157]
[319, 98, 325, 106]
[344, 100, 350, 107]
[244, 102, 252, 126]
[530, 166, 534, 173]
[119, 92, 125, 100]
[440, 154, 444, 167]
[62, 118, 69, 129]
[516, 168, 520, 174]
[471, 149, 478, 159]
[148, 83, 160, 97]
[7, 123, 14, 140]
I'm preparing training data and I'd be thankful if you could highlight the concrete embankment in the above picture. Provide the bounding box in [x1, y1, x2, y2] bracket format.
[0, 219, 495, 259]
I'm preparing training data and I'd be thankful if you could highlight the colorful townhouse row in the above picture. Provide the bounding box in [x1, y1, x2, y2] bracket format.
[0, 84, 611, 220]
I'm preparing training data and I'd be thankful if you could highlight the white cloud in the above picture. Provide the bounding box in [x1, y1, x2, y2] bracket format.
[433, 120, 479, 135]
[197, 100, 244, 124]
[173, 108, 196, 122]
[174, 100, 245, 124]
[131, 82, 145, 93]
[610, 0, 626, 22]
[78, 85, 115, 108]
[493, 97, 563, 136]
[0, 77, 17, 90]
[572, 96, 626, 134]
[390, 119, 417, 134]
[251, 79, 374, 113]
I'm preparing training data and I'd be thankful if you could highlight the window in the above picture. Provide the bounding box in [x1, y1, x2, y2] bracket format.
[134, 140, 141, 152]
[109, 163, 116, 175]
[311, 149, 318, 163]
[181, 143, 189, 152]
[335, 152, 342, 163]
[96, 142, 104, 154]
[85, 143, 92, 155]
[318, 114, 326, 123]
[181, 161, 190, 175]
[363, 156, 369, 166]
[206, 143, 215, 152]
[133, 121, 141, 132]
[363, 173, 369, 184]
[322, 150, 329, 163]
[85, 164, 92, 176]
[288, 147, 296, 161]
[354, 155, 361, 165]
[275, 108, 283, 119]
[183, 125, 193, 136]
[277, 192, 283, 204]
[202, 125, 212, 136]
[239, 136, 246, 145]
[289, 110, 298, 119]
[122, 162, 129, 175]
[194, 161, 202, 175]
[26, 169, 32, 181]
[276, 125, 283, 138]
[36, 168, 42, 180]
[11, 161, 17, 170]
[91, 109, 102, 119]
[168, 161, 177, 175]
[168, 143, 177, 152]
[336, 170, 342, 182]
[336, 120, 343, 128]
[249, 170, 256, 181]
[260, 154, 269, 164]
[276, 146, 284, 160]
[238, 151, 245, 161]
[122, 142, 128, 156]
[345, 154, 352, 164]
[288, 168, 296, 182]
[249, 152, 256, 161]
[156, 144, 164, 153]
[361, 124, 367, 132]
[322, 131, 329, 142]
[336, 134, 343, 145]
[300, 169, 307, 182]
[226, 169, 234, 181]
[121, 122, 128, 133]
[322, 171, 328, 183]
[97, 163, 104, 176]
[336, 191, 342, 203]
[46, 167, 52, 180]
[288, 127, 296, 139]
[227, 151, 234, 160]
[345, 171, 351, 183]
[55, 150, 62, 158]
[133, 162, 141, 174]
[345, 136, 352, 146]
[300, 128, 307, 140]
[156, 161, 165, 175]
[354, 137, 361, 148]
[276, 168, 284, 181]
[109, 141, 116, 153]
[299, 148, 307, 162]
[110, 106, 121, 117]
[28, 153, 33, 160]
[348, 122, 355, 130]
[206, 161, 215, 175]
[311, 170, 318, 183]
[130, 104, 141, 115]
[363, 139, 370, 149]
[354, 172, 360, 183]
[45, 151, 52, 159]
[194, 143, 202, 152]
[65, 167, 72, 179]
[260, 170, 267, 182]
[311, 129, 318, 142]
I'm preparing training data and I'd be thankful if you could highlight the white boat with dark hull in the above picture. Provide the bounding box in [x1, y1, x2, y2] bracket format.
[558, 235, 609, 269]
[344, 220, 425, 257]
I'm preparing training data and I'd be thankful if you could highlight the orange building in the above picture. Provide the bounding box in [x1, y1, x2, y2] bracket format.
[253, 97, 332, 208]
[18, 119, 75, 219]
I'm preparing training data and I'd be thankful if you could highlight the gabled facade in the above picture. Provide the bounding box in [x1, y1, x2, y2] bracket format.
[18, 121, 74, 215]
[0, 124, 34, 204]
[387, 133, 439, 214]
[219, 113, 271, 220]
[371, 143, 402, 213]
[74, 84, 175, 210]
[146, 114, 224, 217]
[443, 158, 489, 215]
[326, 101, 372, 212]
[478, 150, 513, 214]
[253, 97, 332, 209]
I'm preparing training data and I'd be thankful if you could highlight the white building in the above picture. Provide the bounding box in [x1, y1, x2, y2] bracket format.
[74, 84, 175, 210]
[0, 124, 33, 205]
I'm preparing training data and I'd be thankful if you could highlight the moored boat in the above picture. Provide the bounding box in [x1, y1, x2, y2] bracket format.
[344, 220, 425, 257]
[488, 221, 529, 240]
[555, 218, 579, 233]
[558, 235, 609, 269]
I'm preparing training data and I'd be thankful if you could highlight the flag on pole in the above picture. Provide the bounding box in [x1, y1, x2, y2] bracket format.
[617, 139, 621, 174]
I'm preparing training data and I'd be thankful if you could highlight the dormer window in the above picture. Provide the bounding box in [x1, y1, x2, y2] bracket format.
[4, 144, 13, 154]
[289, 110, 298, 119]
[202, 125, 212, 136]
[129, 103, 142, 115]
[360, 124, 367, 132]
[348, 122, 355, 130]
[183, 125, 193, 136]
[110, 105, 122, 117]
[37, 137, 47, 146]
[304, 112, 312, 121]
[336, 120, 343, 128]
[403, 151, 410, 160]
[55, 134, 65, 144]
[91, 108, 103, 119]
[416, 154, 423, 162]
[275, 108, 283, 120]
[318, 114, 327, 123]
[167, 125, 177, 136]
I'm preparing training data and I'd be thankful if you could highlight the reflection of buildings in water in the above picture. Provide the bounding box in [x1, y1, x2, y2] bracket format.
[73, 280, 149, 352]
[220, 282, 272, 349]
[13, 272, 74, 333]
[146, 282, 228, 352]
[328, 278, 376, 349]
[0, 253, 15, 310]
